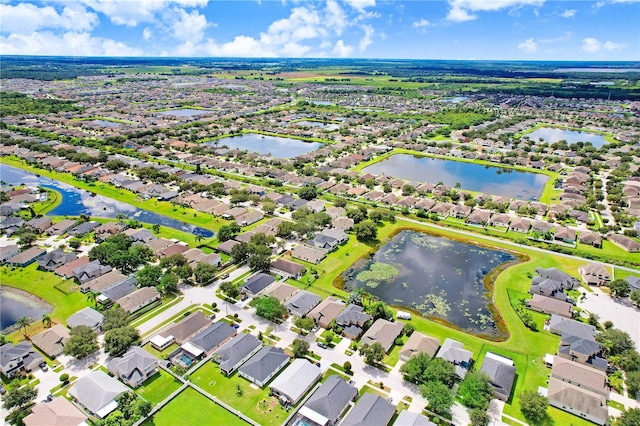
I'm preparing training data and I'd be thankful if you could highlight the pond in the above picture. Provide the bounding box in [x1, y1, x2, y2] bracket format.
[341, 230, 515, 338]
[1, 165, 213, 237]
[292, 120, 339, 131]
[527, 127, 609, 148]
[157, 108, 212, 118]
[361, 154, 549, 200]
[440, 96, 469, 103]
[205, 133, 322, 158]
[92, 120, 122, 127]
[0, 287, 52, 332]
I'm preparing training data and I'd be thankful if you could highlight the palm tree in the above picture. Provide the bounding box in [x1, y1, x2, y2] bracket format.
[152, 224, 161, 234]
[86, 291, 99, 307]
[42, 314, 52, 328]
[195, 234, 203, 244]
[16, 317, 31, 337]
[356, 288, 371, 307]
[116, 213, 127, 222]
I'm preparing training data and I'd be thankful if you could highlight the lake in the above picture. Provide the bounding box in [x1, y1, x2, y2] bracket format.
[293, 120, 339, 131]
[1, 165, 213, 237]
[440, 96, 469, 103]
[0, 287, 52, 332]
[341, 230, 515, 338]
[206, 133, 322, 158]
[361, 154, 549, 200]
[157, 108, 212, 117]
[92, 120, 122, 127]
[527, 127, 609, 148]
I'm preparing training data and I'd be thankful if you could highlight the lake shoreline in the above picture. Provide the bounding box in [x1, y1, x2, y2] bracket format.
[0, 285, 53, 334]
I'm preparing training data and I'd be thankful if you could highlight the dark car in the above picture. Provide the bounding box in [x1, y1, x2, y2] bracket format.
[232, 323, 240, 329]
[39, 362, 48, 371]
[317, 342, 328, 349]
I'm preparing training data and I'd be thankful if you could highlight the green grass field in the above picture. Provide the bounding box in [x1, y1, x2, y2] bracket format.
[190, 361, 289, 426]
[136, 369, 182, 404]
[142, 387, 249, 426]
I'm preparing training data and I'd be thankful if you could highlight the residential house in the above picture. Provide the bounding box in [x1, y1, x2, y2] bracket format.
[0, 245, 20, 264]
[579, 231, 602, 248]
[238, 346, 289, 387]
[546, 377, 608, 426]
[360, 319, 404, 353]
[23, 397, 88, 426]
[68, 221, 99, 237]
[578, 264, 610, 286]
[217, 239, 239, 255]
[241, 273, 276, 296]
[551, 356, 608, 397]
[480, 352, 517, 402]
[285, 290, 322, 318]
[509, 217, 532, 233]
[341, 393, 395, 426]
[320, 228, 348, 244]
[554, 226, 577, 244]
[399, 332, 441, 362]
[68, 371, 128, 418]
[262, 282, 299, 303]
[25, 217, 52, 233]
[558, 335, 606, 370]
[291, 244, 326, 264]
[182, 248, 221, 269]
[269, 358, 321, 405]
[297, 375, 358, 426]
[307, 234, 339, 252]
[55, 256, 90, 279]
[608, 234, 640, 252]
[115, 287, 160, 313]
[535, 268, 580, 289]
[236, 211, 264, 227]
[549, 315, 597, 341]
[31, 325, 70, 359]
[435, 338, 473, 379]
[37, 249, 77, 271]
[308, 297, 345, 329]
[336, 304, 372, 340]
[189, 321, 237, 356]
[0, 341, 44, 378]
[72, 260, 112, 284]
[7, 246, 46, 267]
[80, 270, 127, 293]
[214, 333, 262, 376]
[393, 411, 436, 426]
[159, 311, 211, 346]
[44, 219, 77, 236]
[488, 213, 511, 228]
[528, 294, 573, 318]
[270, 258, 306, 280]
[99, 277, 137, 305]
[67, 307, 104, 331]
[466, 209, 491, 226]
[107, 346, 159, 388]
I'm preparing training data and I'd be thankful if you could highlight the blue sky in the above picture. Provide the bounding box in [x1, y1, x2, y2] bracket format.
[1, 0, 638, 60]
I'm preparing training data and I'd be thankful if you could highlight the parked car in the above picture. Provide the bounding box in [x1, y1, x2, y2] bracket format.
[39, 362, 48, 371]
[317, 342, 328, 349]
[220, 273, 229, 280]
[232, 323, 240, 329]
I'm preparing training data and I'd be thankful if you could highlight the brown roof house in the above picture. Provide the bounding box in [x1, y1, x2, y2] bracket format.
[399, 332, 441, 362]
[527, 294, 573, 318]
[308, 297, 345, 329]
[116, 287, 160, 313]
[291, 244, 326, 264]
[31, 325, 70, 358]
[7, 246, 46, 267]
[270, 258, 306, 279]
[158, 311, 211, 345]
[546, 377, 608, 426]
[608, 234, 640, 252]
[360, 319, 404, 353]
[23, 397, 88, 426]
[551, 356, 608, 397]
[578, 263, 610, 286]
[262, 281, 299, 303]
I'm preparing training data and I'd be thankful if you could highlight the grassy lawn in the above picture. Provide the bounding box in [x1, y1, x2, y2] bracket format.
[143, 343, 179, 361]
[1, 263, 87, 340]
[190, 361, 289, 425]
[136, 369, 182, 404]
[382, 339, 406, 368]
[614, 267, 640, 281]
[142, 387, 249, 426]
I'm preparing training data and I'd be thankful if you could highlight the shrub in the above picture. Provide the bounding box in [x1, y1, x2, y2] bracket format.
[59, 373, 69, 383]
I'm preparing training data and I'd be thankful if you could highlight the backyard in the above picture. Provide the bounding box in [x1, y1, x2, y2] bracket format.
[136, 369, 183, 405]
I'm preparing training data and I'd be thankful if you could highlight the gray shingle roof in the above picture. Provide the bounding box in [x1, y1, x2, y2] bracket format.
[268, 358, 321, 404]
[393, 411, 436, 426]
[341, 393, 395, 426]
[239, 346, 289, 385]
[240, 273, 276, 295]
[107, 346, 157, 384]
[190, 321, 236, 353]
[284, 290, 322, 317]
[68, 371, 128, 416]
[480, 354, 516, 400]
[215, 333, 262, 374]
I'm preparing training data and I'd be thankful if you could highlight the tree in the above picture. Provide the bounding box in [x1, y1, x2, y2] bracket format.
[343, 361, 352, 374]
[292, 339, 310, 358]
[420, 381, 454, 417]
[295, 317, 316, 331]
[617, 408, 640, 426]
[104, 325, 140, 357]
[194, 262, 217, 285]
[250, 296, 287, 322]
[103, 305, 130, 331]
[401, 353, 432, 384]
[458, 371, 493, 410]
[41, 314, 51, 328]
[175, 264, 193, 281]
[609, 279, 631, 298]
[2, 386, 37, 411]
[353, 220, 377, 242]
[631, 290, 640, 308]
[361, 342, 385, 365]
[403, 323, 415, 337]
[597, 328, 636, 356]
[152, 223, 161, 234]
[470, 409, 490, 426]
[17, 232, 37, 248]
[247, 244, 271, 272]
[346, 208, 367, 224]
[64, 325, 98, 359]
[627, 370, 640, 397]
[159, 273, 179, 296]
[519, 390, 548, 423]
[217, 225, 237, 242]
[15, 317, 31, 337]
[230, 242, 250, 264]
[220, 281, 240, 300]
[136, 265, 163, 288]
[369, 301, 392, 321]
[334, 198, 347, 208]
[86, 290, 99, 307]
[0, 335, 8, 346]
[425, 357, 457, 387]
[298, 185, 317, 200]
[616, 349, 640, 372]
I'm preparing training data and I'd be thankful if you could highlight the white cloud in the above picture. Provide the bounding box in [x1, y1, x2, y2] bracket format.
[343, 0, 376, 12]
[332, 40, 354, 57]
[559, 9, 576, 17]
[168, 8, 209, 42]
[0, 31, 141, 56]
[358, 24, 374, 52]
[206, 35, 276, 57]
[0, 3, 99, 34]
[80, 0, 209, 27]
[582, 37, 627, 53]
[413, 18, 431, 30]
[518, 38, 537, 53]
[325, 0, 347, 36]
[447, 0, 544, 22]
[143, 27, 153, 40]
